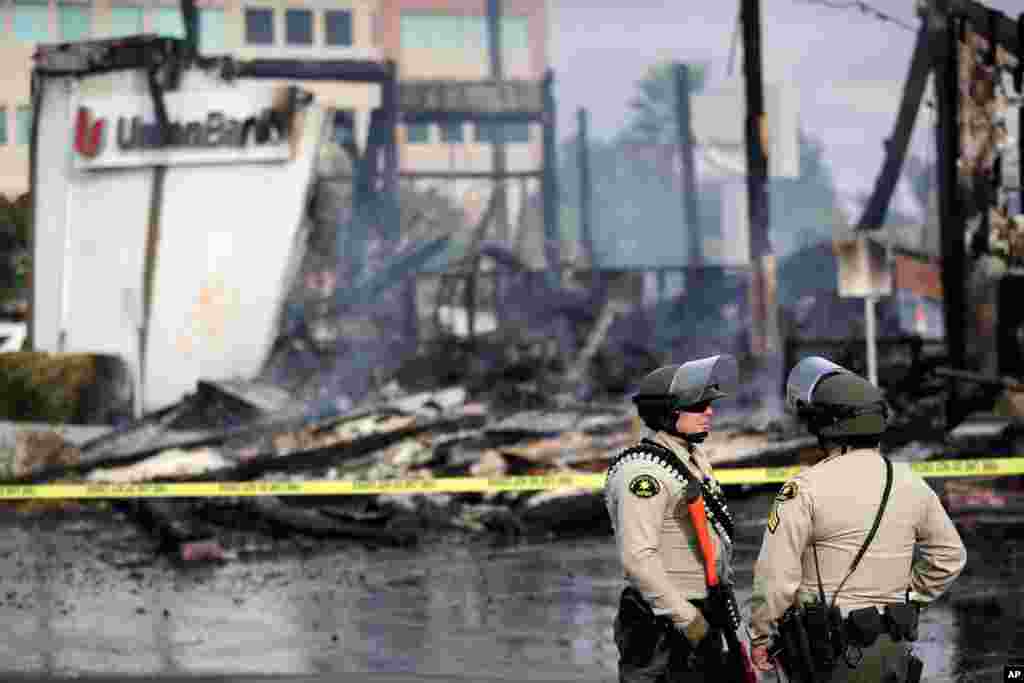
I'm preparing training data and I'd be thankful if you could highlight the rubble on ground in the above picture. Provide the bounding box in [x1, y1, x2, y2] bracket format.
[3, 342, 1022, 563]
[0, 373, 829, 563]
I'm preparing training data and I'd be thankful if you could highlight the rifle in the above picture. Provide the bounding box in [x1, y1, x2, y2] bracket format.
[686, 479, 758, 683]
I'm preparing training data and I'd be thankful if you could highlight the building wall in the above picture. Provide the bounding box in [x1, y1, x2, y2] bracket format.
[0, 0, 549, 202]
[0, 0, 385, 198]
[387, 0, 547, 233]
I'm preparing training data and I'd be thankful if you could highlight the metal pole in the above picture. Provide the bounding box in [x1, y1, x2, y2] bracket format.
[577, 107, 596, 280]
[866, 296, 878, 386]
[486, 0, 509, 244]
[180, 0, 199, 58]
[542, 69, 561, 288]
[741, 0, 775, 354]
[674, 63, 702, 291]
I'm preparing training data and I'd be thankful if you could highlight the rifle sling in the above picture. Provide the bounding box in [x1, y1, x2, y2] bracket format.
[813, 455, 894, 609]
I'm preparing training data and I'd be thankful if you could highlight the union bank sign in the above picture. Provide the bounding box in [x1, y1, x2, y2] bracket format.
[72, 87, 297, 169]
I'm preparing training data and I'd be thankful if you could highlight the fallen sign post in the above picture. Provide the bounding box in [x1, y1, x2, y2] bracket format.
[0, 457, 1021, 499]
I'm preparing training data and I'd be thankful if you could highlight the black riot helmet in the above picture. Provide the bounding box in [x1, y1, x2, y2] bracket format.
[785, 356, 889, 441]
[631, 355, 738, 440]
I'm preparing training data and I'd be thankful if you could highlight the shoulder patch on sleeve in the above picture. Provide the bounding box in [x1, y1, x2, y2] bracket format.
[767, 481, 799, 534]
[628, 473, 661, 498]
[776, 481, 799, 502]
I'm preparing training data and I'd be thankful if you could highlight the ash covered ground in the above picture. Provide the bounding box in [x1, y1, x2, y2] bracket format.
[0, 491, 1018, 683]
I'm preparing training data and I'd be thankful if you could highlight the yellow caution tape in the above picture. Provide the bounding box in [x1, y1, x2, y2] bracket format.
[0, 457, 1021, 500]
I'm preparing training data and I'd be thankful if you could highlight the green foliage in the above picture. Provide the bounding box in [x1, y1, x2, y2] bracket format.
[769, 130, 840, 258]
[0, 353, 97, 423]
[0, 193, 31, 307]
[621, 61, 708, 145]
[559, 61, 843, 272]
[559, 133, 721, 268]
[0, 193, 31, 248]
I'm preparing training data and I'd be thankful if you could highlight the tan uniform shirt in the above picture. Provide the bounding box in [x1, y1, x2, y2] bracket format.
[749, 447, 967, 646]
[604, 431, 734, 631]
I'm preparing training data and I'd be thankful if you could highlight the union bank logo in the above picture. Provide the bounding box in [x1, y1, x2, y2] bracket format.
[74, 107, 105, 159]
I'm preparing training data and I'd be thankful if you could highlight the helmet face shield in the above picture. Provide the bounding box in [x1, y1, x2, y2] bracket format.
[785, 356, 850, 414]
[666, 354, 739, 408]
[633, 354, 739, 408]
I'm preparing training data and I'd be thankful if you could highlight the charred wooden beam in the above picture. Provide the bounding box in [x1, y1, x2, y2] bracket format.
[934, 366, 1024, 390]
[245, 497, 416, 546]
[934, 3, 968, 416]
[219, 413, 487, 480]
[121, 499, 225, 563]
[787, 334, 943, 349]
[855, 23, 932, 232]
[14, 411, 485, 486]
[947, 0, 1022, 55]
[232, 58, 394, 83]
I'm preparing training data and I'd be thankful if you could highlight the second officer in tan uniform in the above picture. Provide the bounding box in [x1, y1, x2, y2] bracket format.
[749, 357, 967, 683]
[605, 354, 743, 682]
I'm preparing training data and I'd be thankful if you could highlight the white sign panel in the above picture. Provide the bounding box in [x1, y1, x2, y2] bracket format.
[73, 87, 296, 170]
[704, 180, 752, 267]
[834, 235, 893, 298]
[33, 70, 326, 412]
[691, 81, 800, 180]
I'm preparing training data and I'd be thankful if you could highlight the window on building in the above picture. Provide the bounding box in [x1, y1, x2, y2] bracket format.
[16, 106, 32, 146]
[109, 5, 144, 38]
[285, 8, 312, 46]
[476, 122, 530, 144]
[500, 16, 529, 50]
[59, 4, 92, 42]
[324, 9, 351, 47]
[400, 12, 526, 55]
[440, 122, 464, 144]
[153, 7, 185, 39]
[245, 7, 274, 45]
[405, 123, 429, 144]
[458, 15, 485, 50]
[0, 109, 8, 146]
[400, 13, 457, 49]
[199, 8, 225, 51]
[332, 110, 354, 146]
[13, 1, 50, 43]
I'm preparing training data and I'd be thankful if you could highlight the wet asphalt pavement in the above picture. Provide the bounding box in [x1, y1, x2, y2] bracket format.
[0, 490, 1019, 683]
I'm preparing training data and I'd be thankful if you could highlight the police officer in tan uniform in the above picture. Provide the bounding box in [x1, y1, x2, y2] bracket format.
[605, 355, 744, 682]
[748, 357, 967, 683]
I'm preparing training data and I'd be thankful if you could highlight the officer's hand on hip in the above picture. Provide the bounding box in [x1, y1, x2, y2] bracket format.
[681, 612, 709, 647]
[751, 644, 775, 671]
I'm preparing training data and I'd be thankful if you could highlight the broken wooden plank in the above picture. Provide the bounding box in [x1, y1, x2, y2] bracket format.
[564, 300, 627, 386]
[389, 386, 468, 418]
[10, 405, 347, 484]
[85, 447, 233, 483]
[197, 378, 295, 415]
[210, 412, 488, 481]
